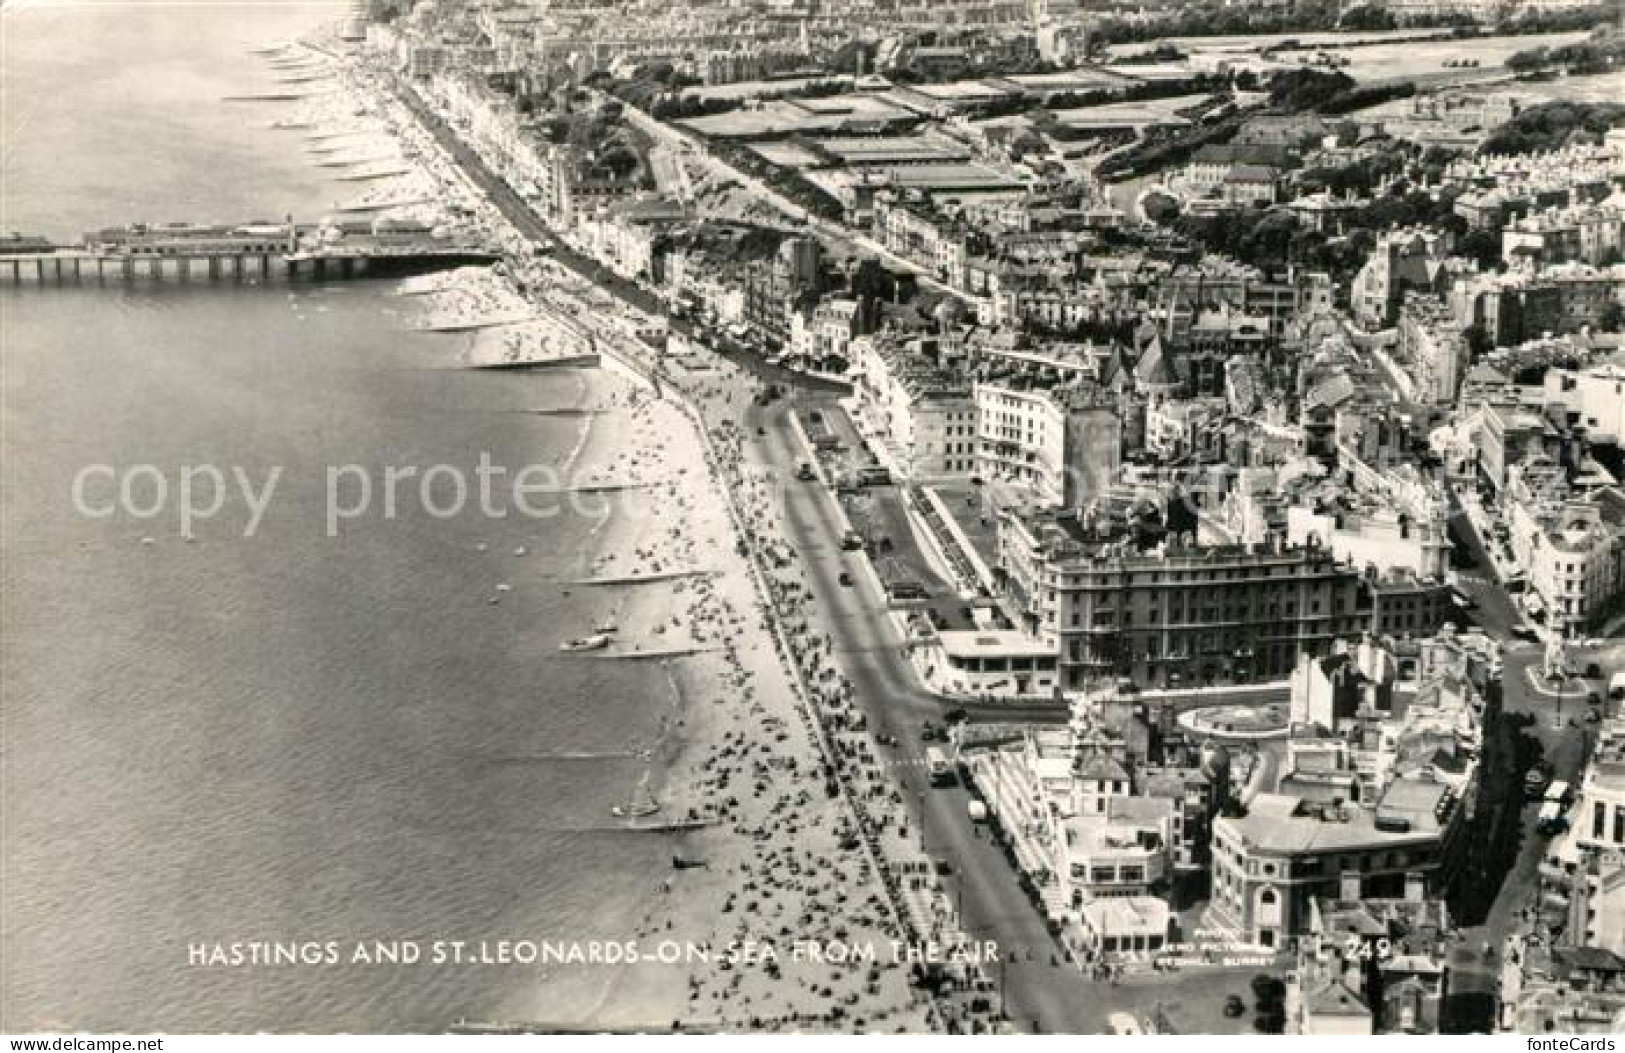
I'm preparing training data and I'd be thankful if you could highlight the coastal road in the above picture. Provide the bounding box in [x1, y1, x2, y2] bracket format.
[391, 78, 667, 316]
[746, 392, 1109, 1034]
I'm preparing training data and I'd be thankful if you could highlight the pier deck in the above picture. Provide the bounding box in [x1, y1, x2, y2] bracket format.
[0, 245, 501, 285]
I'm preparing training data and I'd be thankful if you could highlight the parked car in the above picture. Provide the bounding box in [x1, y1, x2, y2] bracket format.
[838, 571, 854, 587]
[1224, 995, 1247, 1018]
[1525, 762, 1554, 799]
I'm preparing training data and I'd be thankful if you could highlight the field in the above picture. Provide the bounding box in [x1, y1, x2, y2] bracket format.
[1501, 69, 1625, 105]
[1107, 29, 1593, 85]
[1327, 30, 1591, 83]
[1104, 27, 1453, 58]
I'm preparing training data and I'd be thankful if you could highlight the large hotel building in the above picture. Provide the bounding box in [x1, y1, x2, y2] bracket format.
[996, 509, 1370, 692]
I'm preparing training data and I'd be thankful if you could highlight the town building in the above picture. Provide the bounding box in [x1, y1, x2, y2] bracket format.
[973, 378, 1121, 510]
[996, 509, 1372, 691]
[1208, 777, 1467, 949]
[851, 333, 979, 481]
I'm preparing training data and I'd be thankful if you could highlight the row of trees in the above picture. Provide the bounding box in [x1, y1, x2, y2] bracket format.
[1160, 182, 1503, 280]
[1478, 100, 1625, 156]
[1097, 114, 1246, 180]
[1265, 68, 1416, 116]
[710, 141, 847, 222]
[1507, 35, 1625, 76]
[1087, 0, 1614, 48]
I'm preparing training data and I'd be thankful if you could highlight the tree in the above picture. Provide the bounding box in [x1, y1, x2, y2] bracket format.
[1142, 190, 1182, 225]
[1268, 69, 1356, 113]
[1458, 228, 1502, 271]
[1239, 210, 1299, 266]
[1251, 973, 1286, 1007]
[1339, 5, 1396, 30]
[1480, 101, 1625, 157]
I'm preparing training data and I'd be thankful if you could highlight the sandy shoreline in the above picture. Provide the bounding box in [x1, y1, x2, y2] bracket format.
[266, 34, 943, 1032]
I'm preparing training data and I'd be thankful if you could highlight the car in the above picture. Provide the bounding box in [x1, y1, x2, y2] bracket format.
[1224, 995, 1246, 1018]
[838, 571, 854, 587]
[1585, 662, 1603, 679]
[875, 733, 899, 747]
[1525, 765, 1553, 799]
[840, 531, 865, 551]
[1586, 709, 1603, 724]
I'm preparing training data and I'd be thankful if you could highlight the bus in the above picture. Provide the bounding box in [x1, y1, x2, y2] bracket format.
[925, 746, 955, 786]
[1537, 781, 1572, 834]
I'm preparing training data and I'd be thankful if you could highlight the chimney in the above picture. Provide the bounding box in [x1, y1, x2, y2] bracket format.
[1405, 872, 1426, 903]
[1341, 871, 1362, 902]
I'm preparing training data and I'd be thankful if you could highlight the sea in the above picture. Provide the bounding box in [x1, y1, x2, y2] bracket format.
[1, 0, 680, 1032]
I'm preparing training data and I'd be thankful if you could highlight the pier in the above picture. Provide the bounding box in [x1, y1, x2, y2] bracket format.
[0, 223, 502, 287]
[0, 248, 500, 285]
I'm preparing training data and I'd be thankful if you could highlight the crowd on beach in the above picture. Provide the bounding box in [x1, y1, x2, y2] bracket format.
[608, 341, 1017, 1034]
[274, 33, 1016, 1033]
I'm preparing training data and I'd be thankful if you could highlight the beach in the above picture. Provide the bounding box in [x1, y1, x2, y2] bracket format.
[476, 368, 935, 1030]
[0, 9, 989, 1028]
[271, 35, 950, 1030]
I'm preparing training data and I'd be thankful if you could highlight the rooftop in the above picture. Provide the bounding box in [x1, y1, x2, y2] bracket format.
[1221, 791, 1440, 854]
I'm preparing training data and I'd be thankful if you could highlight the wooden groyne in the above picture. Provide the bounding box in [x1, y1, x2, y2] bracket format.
[464, 354, 601, 371]
[451, 1019, 719, 1035]
[594, 645, 720, 660]
[572, 568, 714, 586]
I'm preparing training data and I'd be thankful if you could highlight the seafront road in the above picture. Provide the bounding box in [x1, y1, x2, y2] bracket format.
[745, 392, 1111, 1034]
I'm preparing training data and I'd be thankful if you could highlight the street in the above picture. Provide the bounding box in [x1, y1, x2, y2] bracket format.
[1443, 482, 1522, 640]
[745, 391, 1115, 1033]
